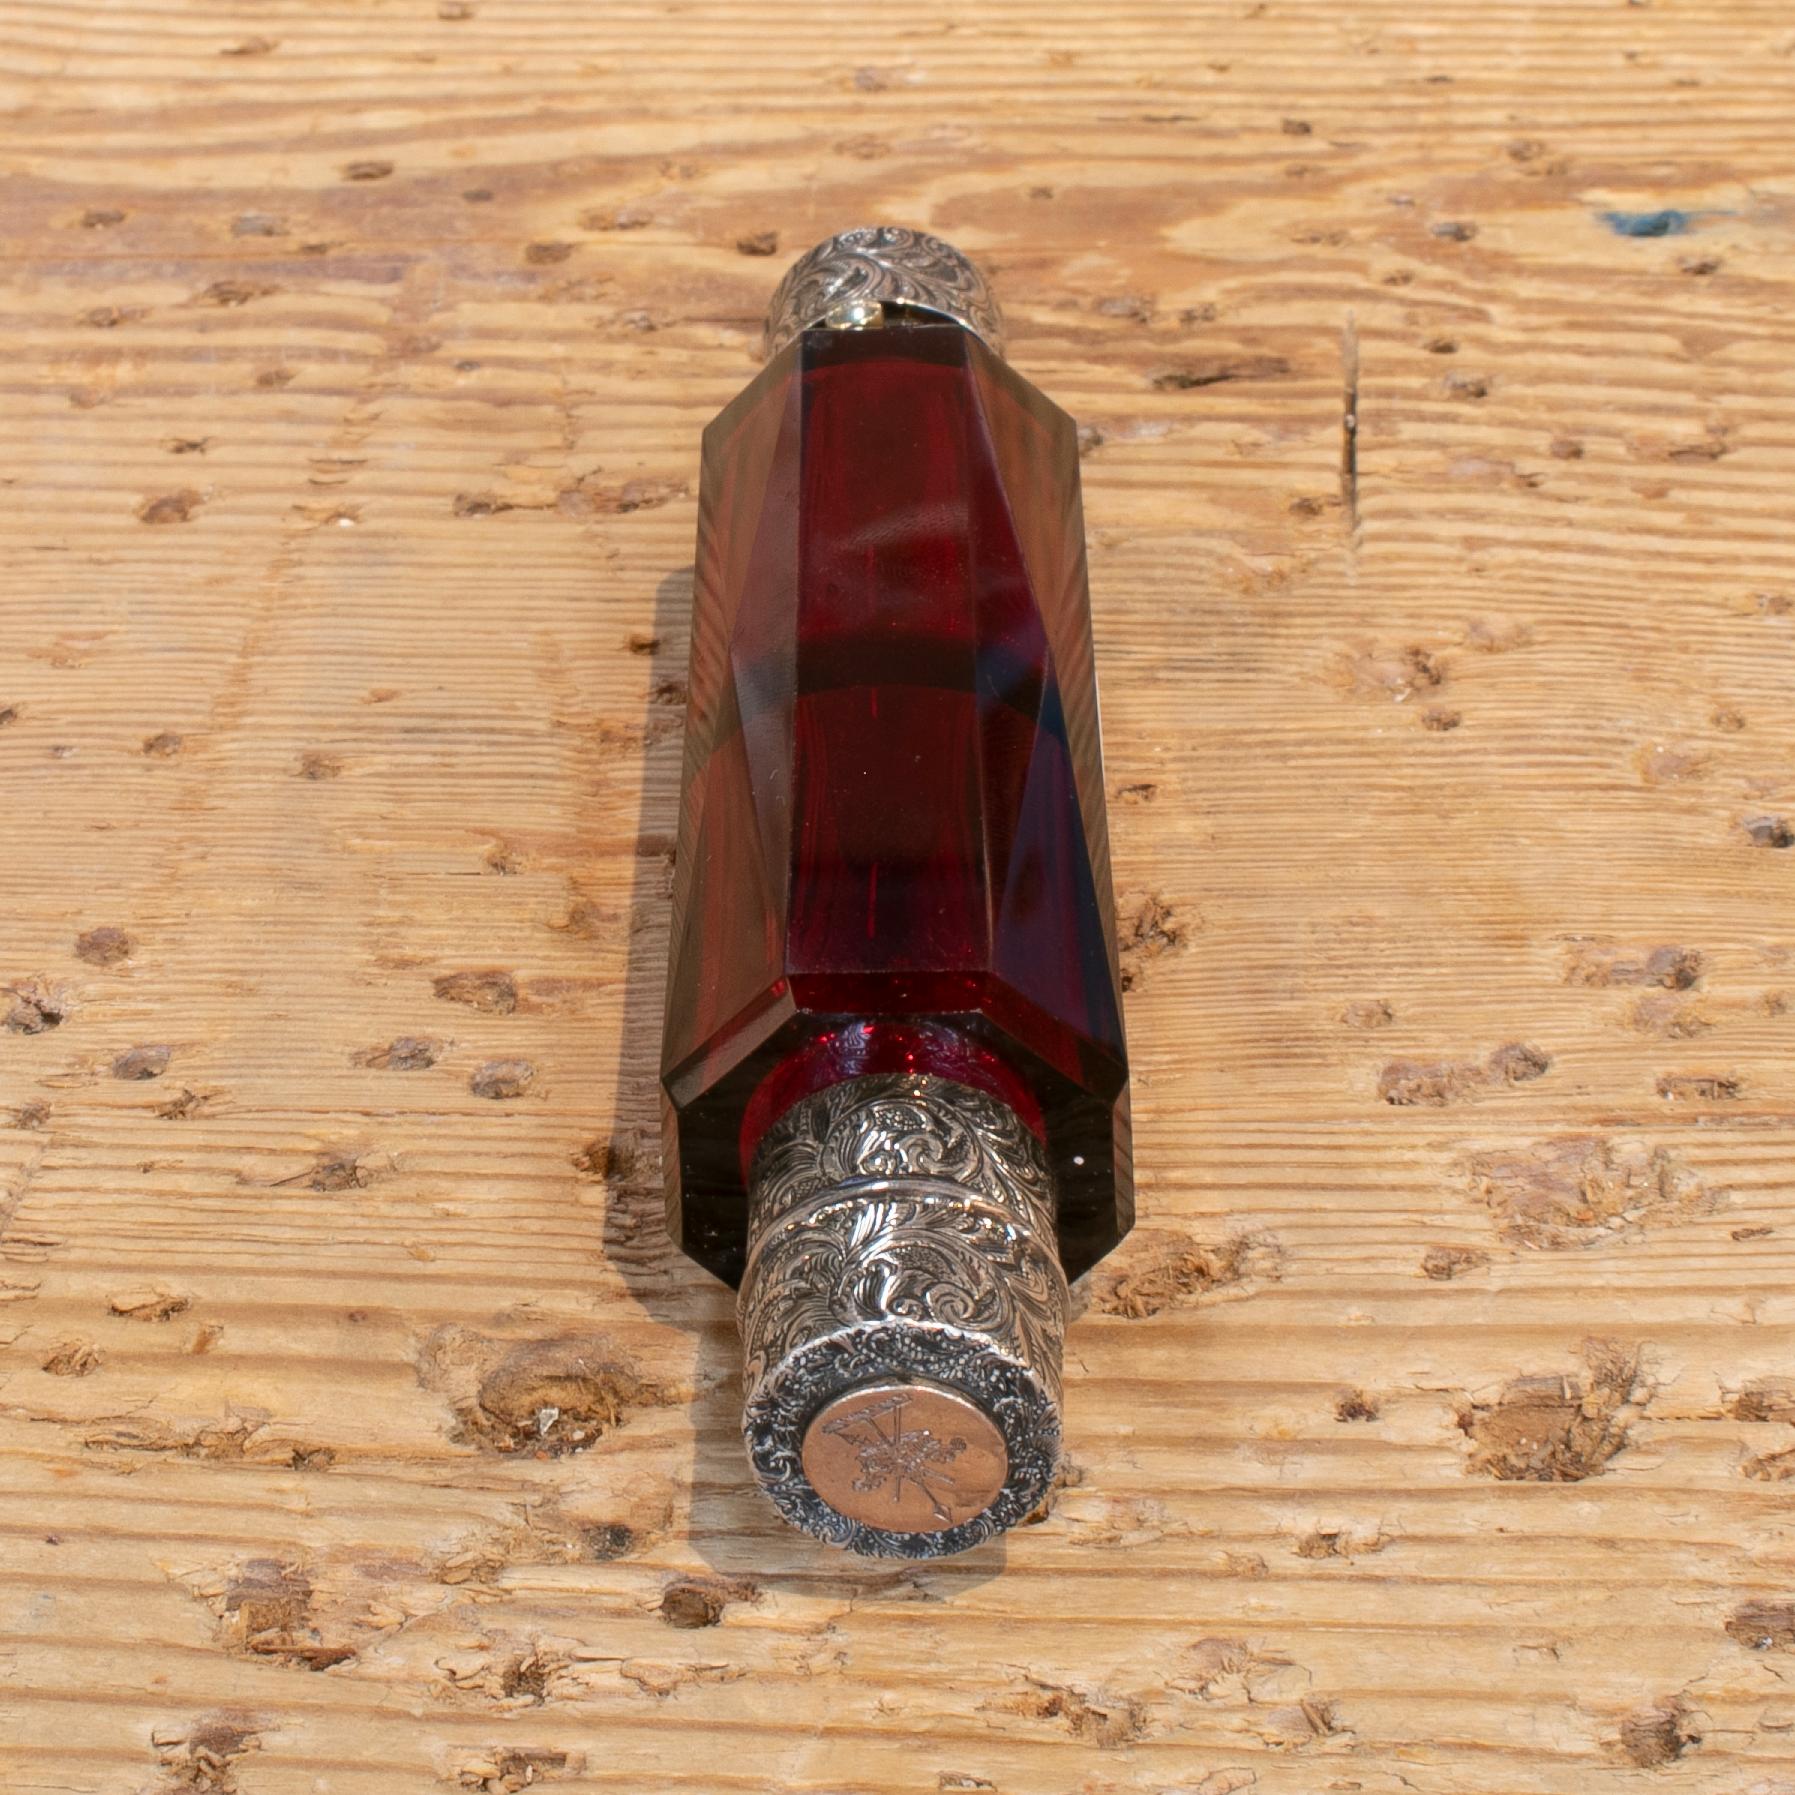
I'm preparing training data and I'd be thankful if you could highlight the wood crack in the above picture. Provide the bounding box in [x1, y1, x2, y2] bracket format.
[1341, 309, 1360, 544]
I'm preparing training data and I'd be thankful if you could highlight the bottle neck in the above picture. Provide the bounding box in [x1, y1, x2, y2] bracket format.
[736, 1019, 1045, 1187]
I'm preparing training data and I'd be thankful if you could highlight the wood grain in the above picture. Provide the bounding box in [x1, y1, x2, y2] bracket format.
[4, 2, 1795, 1790]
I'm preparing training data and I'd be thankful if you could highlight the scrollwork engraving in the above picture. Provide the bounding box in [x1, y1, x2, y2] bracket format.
[738, 1074, 1066, 1557]
[764, 226, 1005, 359]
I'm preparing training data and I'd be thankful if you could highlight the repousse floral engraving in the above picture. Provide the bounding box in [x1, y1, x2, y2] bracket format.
[764, 225, 1005, 358]
[739, 1074, 1066, 1558]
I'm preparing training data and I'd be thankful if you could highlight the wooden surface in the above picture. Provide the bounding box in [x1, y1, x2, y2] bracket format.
[4, 2, 1795, 1790]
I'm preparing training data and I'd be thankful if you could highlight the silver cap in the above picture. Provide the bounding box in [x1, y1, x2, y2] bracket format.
[763, 226, 1005, 361]
[738, 1074, 1066, 1557]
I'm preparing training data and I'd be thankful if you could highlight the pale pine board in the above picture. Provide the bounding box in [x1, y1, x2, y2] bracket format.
[3, 2, 1795, 1791]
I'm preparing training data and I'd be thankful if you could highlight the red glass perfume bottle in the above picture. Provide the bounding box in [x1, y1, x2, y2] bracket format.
[662, 228, 1132, 1557]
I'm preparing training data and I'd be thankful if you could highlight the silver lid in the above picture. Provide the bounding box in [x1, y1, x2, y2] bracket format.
[762, 226, 1005, 361]
[737, 1074, 1066, 1558]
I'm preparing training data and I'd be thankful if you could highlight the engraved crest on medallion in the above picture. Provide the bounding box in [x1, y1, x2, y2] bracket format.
[824, 1389, 974, 1523]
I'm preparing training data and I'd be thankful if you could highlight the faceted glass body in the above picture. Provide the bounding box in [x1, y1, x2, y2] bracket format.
[662, 325, 1131, 1285]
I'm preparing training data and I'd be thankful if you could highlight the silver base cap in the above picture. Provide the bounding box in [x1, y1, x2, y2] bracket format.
[738, 1074, 1067, 1558]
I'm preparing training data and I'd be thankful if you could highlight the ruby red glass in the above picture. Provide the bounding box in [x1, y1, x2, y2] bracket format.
[663, 324, 1130, 1284]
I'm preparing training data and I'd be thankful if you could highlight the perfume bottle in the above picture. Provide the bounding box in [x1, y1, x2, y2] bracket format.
[661, 227, 1132, 1557]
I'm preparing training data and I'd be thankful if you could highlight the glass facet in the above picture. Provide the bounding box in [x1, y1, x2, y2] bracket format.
[663, 325, 1131, 1285]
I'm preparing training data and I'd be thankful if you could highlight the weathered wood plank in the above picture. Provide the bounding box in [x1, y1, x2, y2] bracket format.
[4, 2, 1795, 1790]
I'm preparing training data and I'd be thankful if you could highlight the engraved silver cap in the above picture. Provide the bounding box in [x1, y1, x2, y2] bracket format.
[738, 1074, 1067, 1557]
[763, 226, 1005, 361]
